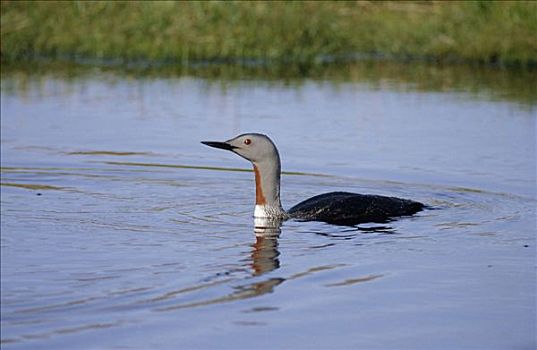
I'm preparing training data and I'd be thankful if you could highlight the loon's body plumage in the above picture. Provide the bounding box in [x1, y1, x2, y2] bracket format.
[288, 191, 423, 225]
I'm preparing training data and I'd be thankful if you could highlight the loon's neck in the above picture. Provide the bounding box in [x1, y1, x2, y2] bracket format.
[253, 159, 286, 219]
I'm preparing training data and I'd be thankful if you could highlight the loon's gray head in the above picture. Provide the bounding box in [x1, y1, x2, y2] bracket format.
[201, 133, 279, 165]
[201, 133, 285, 219]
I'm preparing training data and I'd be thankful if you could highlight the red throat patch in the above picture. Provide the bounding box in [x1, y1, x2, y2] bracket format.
[253, 165, 266, 205]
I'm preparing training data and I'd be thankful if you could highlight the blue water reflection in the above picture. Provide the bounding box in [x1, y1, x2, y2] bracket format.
[1, 64, 535, 349]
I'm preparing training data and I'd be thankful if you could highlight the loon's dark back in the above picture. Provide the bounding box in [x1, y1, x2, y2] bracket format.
[288, 191, 424, 226]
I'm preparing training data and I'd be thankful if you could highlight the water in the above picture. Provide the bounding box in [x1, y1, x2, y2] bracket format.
[1, 63, 536, 349]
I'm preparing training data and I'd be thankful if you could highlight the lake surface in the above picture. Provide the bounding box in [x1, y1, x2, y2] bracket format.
[1, 62, 536, 349]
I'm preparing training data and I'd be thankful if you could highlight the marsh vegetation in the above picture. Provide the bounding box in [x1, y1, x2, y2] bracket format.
[2, 1, 536, 68]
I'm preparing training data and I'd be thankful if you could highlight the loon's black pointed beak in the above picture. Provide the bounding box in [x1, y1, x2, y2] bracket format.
[201, 141, 237, 151]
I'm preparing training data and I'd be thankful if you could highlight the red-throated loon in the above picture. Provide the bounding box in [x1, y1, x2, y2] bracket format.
[202, 133, 424, 226]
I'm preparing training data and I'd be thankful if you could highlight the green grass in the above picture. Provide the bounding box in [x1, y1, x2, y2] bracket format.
[1, 1, 536, 67]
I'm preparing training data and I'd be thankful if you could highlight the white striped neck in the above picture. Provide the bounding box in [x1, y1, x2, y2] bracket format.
[253, 160, 286, 219]
[254, 204, 286, 219]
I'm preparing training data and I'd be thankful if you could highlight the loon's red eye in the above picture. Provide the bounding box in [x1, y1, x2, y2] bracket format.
[244, 139, 251, 145]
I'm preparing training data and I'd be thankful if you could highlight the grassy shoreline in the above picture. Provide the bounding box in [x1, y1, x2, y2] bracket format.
[1, 1, 537, 68]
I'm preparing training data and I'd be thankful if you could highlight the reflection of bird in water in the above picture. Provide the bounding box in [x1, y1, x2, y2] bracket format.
[202, 133, 424, 226]
[251, 217, 281, 276]
[158, 219, 284, 312]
